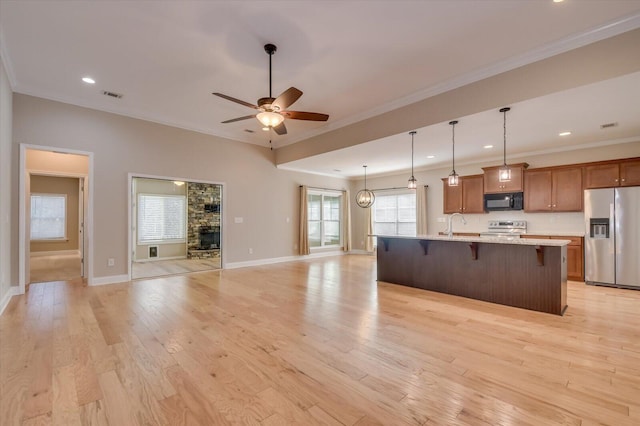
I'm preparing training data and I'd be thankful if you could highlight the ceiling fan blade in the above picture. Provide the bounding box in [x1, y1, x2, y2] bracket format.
[272, 87, 303, 111]
[221, 114, 256, 124]
[273, 122, 287, 135]
[281, 111, 329, 122]
[212, 93, 258, 109]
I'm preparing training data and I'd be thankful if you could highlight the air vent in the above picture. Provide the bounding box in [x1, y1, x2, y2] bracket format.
[600, 122, 618, 129]
[102, 90, 123, 99]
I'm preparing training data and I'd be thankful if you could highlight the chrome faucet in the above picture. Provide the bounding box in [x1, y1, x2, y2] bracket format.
[446, 213, 467, 238]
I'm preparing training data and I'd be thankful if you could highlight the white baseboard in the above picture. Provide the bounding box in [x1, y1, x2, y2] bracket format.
[89, 274, 130, 286]
[0, 287, 20, 316]
[30, 249, 81, 257]
[225, 251, 345, 270]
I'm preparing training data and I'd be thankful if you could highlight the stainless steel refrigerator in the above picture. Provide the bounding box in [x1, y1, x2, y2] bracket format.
[584, 187, 640, 288]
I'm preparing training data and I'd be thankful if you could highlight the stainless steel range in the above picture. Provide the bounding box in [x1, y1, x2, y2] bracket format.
[480, 220, 527, 239]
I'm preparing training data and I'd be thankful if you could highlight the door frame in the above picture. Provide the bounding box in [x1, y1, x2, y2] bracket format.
[19, 144, 94, 293]
[127, 173, 226, 281]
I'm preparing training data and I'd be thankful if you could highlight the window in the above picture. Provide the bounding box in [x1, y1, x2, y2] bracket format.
[373, 192, 416, 236]
[137, 194, 186, 243]
[308, 191, 342, 248]
[31, 194, 67, 240]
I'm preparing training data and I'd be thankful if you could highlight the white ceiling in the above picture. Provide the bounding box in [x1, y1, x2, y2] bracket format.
[2, 1, 640, 177]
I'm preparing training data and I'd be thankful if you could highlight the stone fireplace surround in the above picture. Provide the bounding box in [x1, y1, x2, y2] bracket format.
[187, 182, 221, 259]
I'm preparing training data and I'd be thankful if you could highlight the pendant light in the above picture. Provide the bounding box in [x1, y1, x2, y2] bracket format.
[448, 120, 459, 186]
[499, 107, 512, 182]
[356, 165, 375, 208]
[407, 131, 417, 189]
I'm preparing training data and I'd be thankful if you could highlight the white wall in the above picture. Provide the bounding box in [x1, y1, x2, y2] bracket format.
[11, 94, 350, 282]
[349, 140, 640, 250]
[0, 50, 14, 309]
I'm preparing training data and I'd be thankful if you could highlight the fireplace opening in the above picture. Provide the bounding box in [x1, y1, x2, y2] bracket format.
[199, 225, 220, 249]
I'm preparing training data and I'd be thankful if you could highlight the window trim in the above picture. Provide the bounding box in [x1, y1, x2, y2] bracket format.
[30, 193, 68, 241]
[137, 193, 187, 244]
[307, 189, 343, 250]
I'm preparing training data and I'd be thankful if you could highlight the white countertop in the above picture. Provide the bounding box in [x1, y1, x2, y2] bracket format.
[377, 234, 571, 246]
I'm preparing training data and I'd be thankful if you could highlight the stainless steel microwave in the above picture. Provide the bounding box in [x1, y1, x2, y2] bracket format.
[484, 192, 524, 211]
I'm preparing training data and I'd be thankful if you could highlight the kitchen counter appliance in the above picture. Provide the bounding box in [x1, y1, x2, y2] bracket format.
[479, 220, 527, 239]
[484, 192, 524, 211]
[584, 187, 640, 289]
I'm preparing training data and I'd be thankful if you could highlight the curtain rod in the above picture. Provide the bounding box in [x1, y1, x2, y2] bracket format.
[371, 185, 428, 191]
[299, 185, 345, 192]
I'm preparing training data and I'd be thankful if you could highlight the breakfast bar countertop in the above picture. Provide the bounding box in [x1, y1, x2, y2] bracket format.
[376, 234, 571, 246]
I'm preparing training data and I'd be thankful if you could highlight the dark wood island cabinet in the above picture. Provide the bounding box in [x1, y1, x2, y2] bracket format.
[377, 235, 569, 315]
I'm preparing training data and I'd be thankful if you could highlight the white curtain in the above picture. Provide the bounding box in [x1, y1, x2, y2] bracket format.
[365, 205, 375, 253]
[416, 185, 428, 235]
[299, 186, 310, 255]
[342, 190, 352, 252]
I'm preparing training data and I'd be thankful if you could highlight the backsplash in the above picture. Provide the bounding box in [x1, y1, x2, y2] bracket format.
[437, 211, 585, 235]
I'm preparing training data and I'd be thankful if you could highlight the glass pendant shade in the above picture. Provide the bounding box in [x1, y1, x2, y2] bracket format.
[499, 107, 512, 182]
[407, 176, 417, 189]
[407, 131, 417, 190]
[356, 165, 375, 208]
[499, 165, 512, 182]
[448, 120, 459, 186]
[256, 111, 284, 128]
[448, 172, 459, 186]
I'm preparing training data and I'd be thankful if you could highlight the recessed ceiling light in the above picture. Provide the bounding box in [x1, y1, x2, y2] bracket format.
[262, 127, 269, 131]
[559, 131, 572, 136]
[427, 155, 435, 159]
[553, 0, 564, 3]
[483, 145, 494, 149]
[82, 77, 95, 84]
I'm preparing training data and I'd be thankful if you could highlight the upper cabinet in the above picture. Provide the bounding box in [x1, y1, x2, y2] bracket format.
[585, 158, 640, 188]
[482, 163, 528, 193]
[442, 174, 484, 214]
[524, 166, 583, 212]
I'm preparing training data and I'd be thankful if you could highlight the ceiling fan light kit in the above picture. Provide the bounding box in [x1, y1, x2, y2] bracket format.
[213, 43, 328, 137]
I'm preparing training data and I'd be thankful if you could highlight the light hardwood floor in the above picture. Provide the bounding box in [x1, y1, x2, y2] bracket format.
[1, 254, 639, 425]
[29, 253, 82, 284]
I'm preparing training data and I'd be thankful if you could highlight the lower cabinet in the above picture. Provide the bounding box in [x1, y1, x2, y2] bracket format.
[521, 235, 584, 281]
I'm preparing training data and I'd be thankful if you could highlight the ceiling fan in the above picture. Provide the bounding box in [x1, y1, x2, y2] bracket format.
[213, 44, 329, 136]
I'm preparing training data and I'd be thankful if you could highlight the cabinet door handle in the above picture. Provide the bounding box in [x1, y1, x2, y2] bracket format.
[621, 178, 626, 182]
[553, 204, 557, 207]
[615, 178, 619, 182]
[548, 204, 551, 207]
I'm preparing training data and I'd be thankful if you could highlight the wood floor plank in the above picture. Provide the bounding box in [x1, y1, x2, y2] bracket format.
[2, 255, 640, 425]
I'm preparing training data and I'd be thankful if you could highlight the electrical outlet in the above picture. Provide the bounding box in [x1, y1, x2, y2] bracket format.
[107, 258, 115, 267]
[248, 248, 253, 254]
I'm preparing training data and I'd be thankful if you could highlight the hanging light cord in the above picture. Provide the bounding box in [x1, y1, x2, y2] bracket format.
[364, 165, 368, 189]
[452, 122, 456, 172]
[409, 131, 416, 178]
[503, 108, 507, 166]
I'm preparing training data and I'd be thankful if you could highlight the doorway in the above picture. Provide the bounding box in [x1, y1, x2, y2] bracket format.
[130, 175, 224, 280]
[28, 174, 84, 283]
[19, 146, 92, 292]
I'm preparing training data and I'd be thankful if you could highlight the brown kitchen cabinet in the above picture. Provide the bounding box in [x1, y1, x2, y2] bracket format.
[482, 163, 528, 193]
[584, 158, 640, 188]
[442, 174, 484, 214]
[521, 234, 584, 281]
[524, 166, 583, 212]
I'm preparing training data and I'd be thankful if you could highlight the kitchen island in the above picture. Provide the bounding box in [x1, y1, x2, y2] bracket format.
[377, 235, 569, 315]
